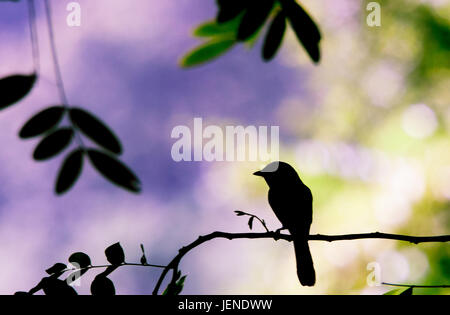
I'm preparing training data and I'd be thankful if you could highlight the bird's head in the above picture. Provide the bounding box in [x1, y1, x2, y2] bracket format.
[253, 161, 300, 187]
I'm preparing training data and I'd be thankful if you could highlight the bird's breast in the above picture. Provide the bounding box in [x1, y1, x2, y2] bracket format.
[268, 184, 313, 233]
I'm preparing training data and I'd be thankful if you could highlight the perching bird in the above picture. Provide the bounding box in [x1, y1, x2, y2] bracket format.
[254, 161, 316, 286]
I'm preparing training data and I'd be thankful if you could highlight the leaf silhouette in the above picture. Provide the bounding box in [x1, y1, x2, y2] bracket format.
[193, 19, 240, 38]
[66, 252, 91, 285]
[33, 128, 74, 161]
[68, 252, 91, 269]
[280, 0, 321, 63]
[263, 11, 286, 61]
[248, 216, 254, 230]
[237, 0, 275, 41]
[87, 149, 141, 192]
[140, 244, 147, 265]
[384, 287, 414, 295]
[163, 275, 187, 295]
[180, 38, 236, 68]
[400, 287, 414, 295]
[69, 108, 122, 155]
[55, 149, 84, 195]
[45, 263, 67, 275]
[0, 73, 36, 110]
[19, 106, 66, 139]
[91, 275, 116, 296]
[42, 278, 78, 296]
[216, 0, 248, 24]
[383, 289, 400, 295]
[105, 242, 125, 265]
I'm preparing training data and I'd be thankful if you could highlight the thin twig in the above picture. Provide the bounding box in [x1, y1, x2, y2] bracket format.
[43, 0, 86, 148]
[64, 262, 167, 273]
[44, 0, 68, 105]
[235, 210, 270, 232]
[27, 0, 40, 74]
[26, 262, 167, 295]
[152, 231, 450, 295]
[382, 282, 450, 289]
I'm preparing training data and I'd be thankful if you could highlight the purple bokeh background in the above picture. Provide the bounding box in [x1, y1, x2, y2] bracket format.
[0, 0, 316, 294]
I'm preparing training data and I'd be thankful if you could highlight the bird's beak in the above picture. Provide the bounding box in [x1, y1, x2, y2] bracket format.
[253, 171, 264, 177]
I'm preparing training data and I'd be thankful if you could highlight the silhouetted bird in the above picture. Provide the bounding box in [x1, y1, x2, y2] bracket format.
[254, 161, 316, 286]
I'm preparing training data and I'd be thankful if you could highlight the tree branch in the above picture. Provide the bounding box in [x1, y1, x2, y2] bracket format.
[152, 231, 450, 295]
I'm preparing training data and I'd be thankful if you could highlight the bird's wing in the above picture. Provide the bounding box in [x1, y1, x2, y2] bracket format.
[268, 183, 312, 234]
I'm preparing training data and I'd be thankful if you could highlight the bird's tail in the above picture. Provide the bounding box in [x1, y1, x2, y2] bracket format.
[293, 235, 316, 286]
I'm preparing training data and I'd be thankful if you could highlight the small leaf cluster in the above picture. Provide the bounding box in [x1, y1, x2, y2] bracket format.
[235, 210, 269, 231]
[19, 105, 141, 194]
[16, 242, 186, 295]
[181, 0, 322, 67]
[162, 271, 188, 296]
[0, 71, 141, 195]
[15, 243, 126, 295]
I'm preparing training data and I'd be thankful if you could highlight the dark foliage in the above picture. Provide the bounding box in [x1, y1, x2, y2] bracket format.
[17, 242, 184, 296]
[263, 10, 287, 60]
[0, 0, 140, 195]
[69, 107, 122, 155]
[182, 0, 322, 67]
[19, 106, 65, 138]
[33, 128, 74, 160]
[55, 149, 84, 194]
[87, 150, 141, 193]
[0, 73, 36, 110]
[91, 275, 116, 296]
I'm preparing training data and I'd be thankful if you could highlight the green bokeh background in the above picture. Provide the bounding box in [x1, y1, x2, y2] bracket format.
[264, 0, 449, 294]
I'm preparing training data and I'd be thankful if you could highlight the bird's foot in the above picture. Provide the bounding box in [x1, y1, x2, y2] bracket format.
[273, 227, 288, 240]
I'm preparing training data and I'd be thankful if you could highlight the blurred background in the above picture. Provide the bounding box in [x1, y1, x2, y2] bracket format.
[0, 0, 448, 294]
